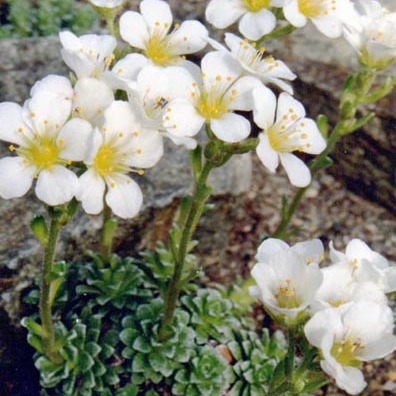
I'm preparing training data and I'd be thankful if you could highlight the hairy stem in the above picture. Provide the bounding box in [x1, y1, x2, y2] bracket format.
[100, 203, 116, 265]
[158, 161, 213, 340]
[39, 211, 63, 364]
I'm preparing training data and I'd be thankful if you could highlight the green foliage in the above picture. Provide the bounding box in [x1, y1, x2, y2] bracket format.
[0, 0, 96, 38]
[24, 251, 288, 395]
[181, 288, 245, 344]
[173, 346, 232, 396]
[228, 330, 287, 396]
[76, 255, 153, 310]
[120, 299, 196, 385]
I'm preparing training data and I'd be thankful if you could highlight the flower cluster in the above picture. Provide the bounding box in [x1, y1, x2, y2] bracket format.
[0, 0, 331, 218]
[250, 237, 396, 394]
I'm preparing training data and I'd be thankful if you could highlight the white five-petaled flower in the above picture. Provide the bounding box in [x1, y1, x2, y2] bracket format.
[255, 237, 324, 266]
[209, 33, 296, 93]
[250, 249, 323, 324]
[283, 0, 359, 38]
[253, 86, 326, 187]
[77, 101, 163, 219]
[0, 76, 93, 206]
[305, 302, 396, 395]
[343, 0, 396, 69]
[59, 31, 117, 80]
[206, 0, 284, 40]
[89, 0, 124, 8]
[119, 0, 208, 67]
[163, 51, 263, 143]
[330, 239, 396, 294]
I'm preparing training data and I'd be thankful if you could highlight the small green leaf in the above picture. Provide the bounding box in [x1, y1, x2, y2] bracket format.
[30, 215, 48, 245]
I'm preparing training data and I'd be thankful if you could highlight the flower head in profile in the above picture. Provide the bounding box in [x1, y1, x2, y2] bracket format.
[283, 0, 359, 38]
[206, 0, 283, 40]
[209, 33, 296, 93]
[120, 0, 208, 67]
[253, 86, 326, 187]
[250, 249, 323, 325]
[343, 0, 396, 69]
[0, 76, 93, 206]
[305, 302, 396, 395]
[59, 31, 117, 80]
[163, 51, 263, 143]
[77, 101, 163, 219]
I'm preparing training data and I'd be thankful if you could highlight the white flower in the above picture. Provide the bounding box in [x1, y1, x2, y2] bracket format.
[206, 0, 284, 40]
[343, 0, 396, 69]
[59, 31, 117, 79]
[253, 86, 326, 187]
[311, 263, 387, 313]
[209, 33, 296, 93]
[77, 101, 163, 219]
[124, 64, 198, 148]
[0, 77, 93, 206]
[89, 0, 124, 8]
[250, 249, 323, 324]
[163, 51, 263, 143]
[283, 0, 359, 38]
[330, 239, 396, 293]
[256, 237, 324, 266]
[305, 302, 396, 395]
[119, 0, 208, 67]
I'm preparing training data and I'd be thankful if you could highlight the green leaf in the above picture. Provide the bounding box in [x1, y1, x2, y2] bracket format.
[132, 353, 147, 373]
[30, 215, 48, 245]
[120, 328, 138, 346]
[133, 336, 152, 353]
[21, 317, 44, 337]
[316, 114, 329, 138]
[79, 351, 95, 373]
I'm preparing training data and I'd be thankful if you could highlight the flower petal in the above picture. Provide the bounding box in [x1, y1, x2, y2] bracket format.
[225, 76, 263, 111]
[73, 78, 114, 125]
[120, 11, 149, 49]
[58, 118, 94, 162]
[293, 118, 327, 154]
[255, 238, 289, 262]
[253, 85, 276, 130]
[211, 112, 250, 143]
[140, 0, 172, 33]
[279, 152, 311, 187]
[276, 92, 305, 123]
[163, 99, 205, 137]
[126, 127, 164, 168]
[0, 157, 34, 199]
[30, 75, 73, 100]
[283, 0, 307, 28]
[76, 169, 105, 215]
[35, 166, 78, 206]
[0, 102, 26, 145]
[256, 133, 279, 173]
[205, 0, 245, 29]
[168, 20, 208, 54]
[105, 176, 143, 219]
[238, 9, 276, 41]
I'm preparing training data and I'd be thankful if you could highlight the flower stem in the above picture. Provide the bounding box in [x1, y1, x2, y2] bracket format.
[39, 210, 63, 364]
[100, 203, 117, 265]
[158, 160, 213, 340]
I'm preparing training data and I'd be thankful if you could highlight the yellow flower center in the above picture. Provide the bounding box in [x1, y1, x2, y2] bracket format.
[18, 135, 61, 170]
[328, 299, 345, 308]
[298, 0, 328, 18]
[331, 338, 362, 367]
[274, 279, 300, 309]
[242, 0, 271, 12]
[196, 93, 228, 120]
[93, 144, 121, 177]
[145, 33, 172, 66]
